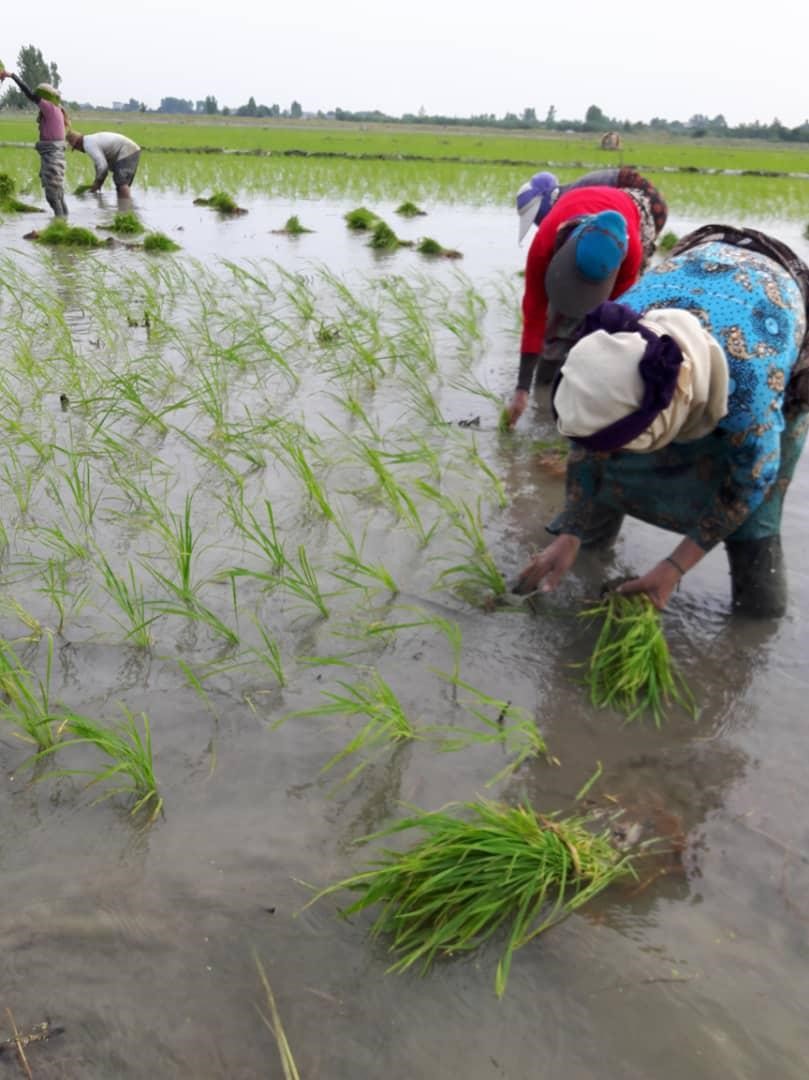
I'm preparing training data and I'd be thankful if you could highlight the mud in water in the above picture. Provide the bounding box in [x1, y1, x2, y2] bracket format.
[1, 185, 809, 1078]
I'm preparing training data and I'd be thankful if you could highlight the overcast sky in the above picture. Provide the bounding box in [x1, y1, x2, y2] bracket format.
[3, 1, 807, 127]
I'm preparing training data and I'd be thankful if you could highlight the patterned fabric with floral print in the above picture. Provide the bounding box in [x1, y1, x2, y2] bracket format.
[550, 241, 807, 550]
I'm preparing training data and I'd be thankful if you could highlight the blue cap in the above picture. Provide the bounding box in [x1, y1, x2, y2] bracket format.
[544, 210, 629, 318]
[573, 210, 628, 281]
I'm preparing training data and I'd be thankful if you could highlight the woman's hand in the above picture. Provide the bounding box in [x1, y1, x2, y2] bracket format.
[513, 534, 581, 595]
[505, 389, 529, 429]
[617, 559, 682, 610]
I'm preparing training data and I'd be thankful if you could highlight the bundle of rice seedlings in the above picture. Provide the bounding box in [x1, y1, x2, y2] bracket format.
[193, 191, 246, 214]
[368, 220, 409, 251]
[344, 206, 378, 230]
[312, 799, 635, 996]
[272, 215, 312, 235]
[0, 173, 39, 213]
[395, 201, 426, 217]
[143, 231, 181, 252]
[657, 231, 679, 252]
[416, 236, 462, 259]
[581, 593, 695, 725]
[28, 220, 104, 247]
[100, 210, 143, 235]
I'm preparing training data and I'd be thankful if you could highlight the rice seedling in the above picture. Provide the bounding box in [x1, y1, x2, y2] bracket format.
[35, 707, 163, 823]
[580, 593, 696, 726]
[143, 232, 181, 252]
[416, 237, 462, 259]
[35, 557, 91, 633]
[310, 798, 636, 996]
[26, 220, 106, 248]
[344, 207, 378, 230]
[433, 496, 507, 600]
[279, 546, 330, 620]
[281, 669, 418, 785]
[193, 191, 247, 214]
[395, 201, 426, 217]
[657, 231, 679, 252]
[99, 211, 144, 235]
[429, 674, 547, 784]
[272, 215, 313, 235]
[253, 953, 301, 1080]
[0, 634, 59, 750]
[97, 555, 155, 648]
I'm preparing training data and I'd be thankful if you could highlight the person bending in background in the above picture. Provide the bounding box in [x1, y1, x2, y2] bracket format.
[67, 130, 142, 199]
[506, 168, 668, 428]
[0, 70, 68, 217]
[512, 225, 809, 618]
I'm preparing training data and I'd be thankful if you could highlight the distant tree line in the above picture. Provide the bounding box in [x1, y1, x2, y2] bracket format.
[2, 44, 808, 144]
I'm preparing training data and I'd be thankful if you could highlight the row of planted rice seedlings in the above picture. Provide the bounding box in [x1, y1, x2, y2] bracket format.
[0, 250, 529, 799]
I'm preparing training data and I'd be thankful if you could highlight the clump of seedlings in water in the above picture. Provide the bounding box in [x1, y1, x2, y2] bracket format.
[368, 220, 412, 252]
[416, 236, 462, 259]
[24, 219, 107, 247]
[272, 215, 313, 235]
[395, 201, 426, 217]
[99, 211, 144, 235]
[310, 799, 636, 996]
[344, 206, 378, 230]
[142, 231, 181, 252]
[0, 172, 40, 213]
[193, 191, 247, 215]
[73, 183, 94, 195]
[36, 707, 163, 823]
[657, 231, 679, 252]
[581, 593, 696, 725]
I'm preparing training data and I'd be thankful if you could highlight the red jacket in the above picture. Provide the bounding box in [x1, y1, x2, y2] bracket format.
[520, 187, 643, 355]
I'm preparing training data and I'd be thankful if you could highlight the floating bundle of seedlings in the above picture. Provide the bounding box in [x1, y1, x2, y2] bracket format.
[395, 201, 426, 217]
[142, 231, 181, 252]
[0, 172, 40, 213]
[193, 191, 247, 214]
[368, 220, 411, 251]
[313, 799, 635, 996]
[25, 219, 105, 247]
[99, 210, 144, 235]
[272, 215, 313, 235]
[73, 183, 93, 195]
[416, 236, 462, 259]
[581, 593, 696, 725]
[657, 231, 679, 252]
[344, 206, 378, 230]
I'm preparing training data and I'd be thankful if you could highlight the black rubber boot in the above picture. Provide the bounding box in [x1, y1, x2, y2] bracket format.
[725, 535, 787, 617]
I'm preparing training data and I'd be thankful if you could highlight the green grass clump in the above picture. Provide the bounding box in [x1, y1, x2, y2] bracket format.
[344, 206, 378, 230]
[0, 173, 15, 200]
[581, 593, 696, 725]
[143, 231, 181, 252]
[193, 190, 246, 214]
[73, 183, 93, 195]
[312, 799, 635, 996]
[274, 214, 312, 235]
[395, 200, 426, 217]
[31, 219, 104, 247]
[101, 210, 144, 234]
[657, 231, 679, 252]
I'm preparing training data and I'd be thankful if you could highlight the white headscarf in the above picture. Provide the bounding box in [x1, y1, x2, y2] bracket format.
[555, 308, 729, 453]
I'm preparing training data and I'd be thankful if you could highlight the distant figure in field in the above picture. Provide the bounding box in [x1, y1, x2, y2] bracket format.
[601, 131, 622, 150]
[66, 131, 142, 199]
[0, 70, 69, 216]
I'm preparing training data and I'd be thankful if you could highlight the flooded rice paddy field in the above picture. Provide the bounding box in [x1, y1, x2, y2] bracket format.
[1, 151, 809, 1077]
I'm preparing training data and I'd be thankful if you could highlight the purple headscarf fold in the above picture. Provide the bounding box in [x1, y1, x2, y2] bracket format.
[552, 302, 685, 452]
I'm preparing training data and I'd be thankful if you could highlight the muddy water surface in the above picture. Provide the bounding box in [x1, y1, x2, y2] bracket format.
[1, 180, 808, 1079]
